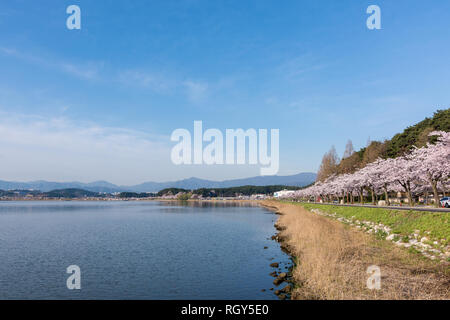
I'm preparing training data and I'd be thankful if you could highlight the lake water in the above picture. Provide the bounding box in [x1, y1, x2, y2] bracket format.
[0, 201, 291, 299]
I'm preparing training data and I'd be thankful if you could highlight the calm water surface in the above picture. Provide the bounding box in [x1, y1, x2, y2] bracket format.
[0, 201, 290, 299]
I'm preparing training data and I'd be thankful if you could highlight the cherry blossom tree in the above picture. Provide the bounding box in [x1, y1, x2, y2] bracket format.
[289, 132, 449, 208]
[411, 131, 450, 207]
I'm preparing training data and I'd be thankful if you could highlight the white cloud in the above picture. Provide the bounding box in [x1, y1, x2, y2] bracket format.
[118, 72, 210, 102]
[0, 111, 174, 185]
[0, 47, 101, 80]
[275, 54, 326, 79]
[118, 70, 175, 93]
[1, 47, 217, 104]
[183, 80, 209, 103]
[60, 62, 100, 80]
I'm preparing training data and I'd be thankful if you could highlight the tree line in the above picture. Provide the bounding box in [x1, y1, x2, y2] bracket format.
[291, 130, 449, 207]
[317, 109, 450, 182]
[157, 185, 304, 198]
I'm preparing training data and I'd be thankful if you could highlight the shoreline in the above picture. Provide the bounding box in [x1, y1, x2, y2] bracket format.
[260, 202, 297, 300]
[261, 200, 450, 300]
[0, 198, 263, 202]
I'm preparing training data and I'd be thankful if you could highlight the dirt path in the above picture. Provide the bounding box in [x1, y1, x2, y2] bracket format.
[262, 200, 450, 300]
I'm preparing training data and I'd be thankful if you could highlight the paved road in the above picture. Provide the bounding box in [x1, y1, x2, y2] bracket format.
[299, 202, 450, 213]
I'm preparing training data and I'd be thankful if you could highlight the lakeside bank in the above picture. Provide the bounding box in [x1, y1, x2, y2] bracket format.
[262, 200, 450, 300]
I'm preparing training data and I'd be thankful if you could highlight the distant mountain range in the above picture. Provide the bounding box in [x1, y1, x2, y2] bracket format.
[0, 172, 316, 193]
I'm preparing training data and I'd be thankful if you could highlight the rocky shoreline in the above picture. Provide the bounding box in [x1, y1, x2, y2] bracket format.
[262, 203, 296, 300]
[260, 200, 450, 300]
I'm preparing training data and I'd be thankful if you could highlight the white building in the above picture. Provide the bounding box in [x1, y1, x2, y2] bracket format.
[273, 190, 296, 198]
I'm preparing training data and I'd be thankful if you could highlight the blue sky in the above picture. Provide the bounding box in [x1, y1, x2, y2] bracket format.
[0, 0, 449, 184]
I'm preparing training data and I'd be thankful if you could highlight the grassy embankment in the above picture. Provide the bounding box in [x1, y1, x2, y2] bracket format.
[301, 203, 450, 247]
[263, 200, 449, 300]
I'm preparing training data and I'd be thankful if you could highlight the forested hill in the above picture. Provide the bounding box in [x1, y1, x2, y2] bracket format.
[43, 188, 101, 198]
[317, 108, 449, 181]
[385, 109, 450, 158]
[157, 185, 304, 197]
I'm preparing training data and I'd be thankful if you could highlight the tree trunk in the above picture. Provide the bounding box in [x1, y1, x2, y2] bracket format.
[383, 184, 390, 206]
[359, 188, 364, 205]
[406, 182, 414, 207]
[370, 188, 376, 205]
[439, 178, 447, 197]
[428, 174, 440, 208]
[398, 180, 414, 207]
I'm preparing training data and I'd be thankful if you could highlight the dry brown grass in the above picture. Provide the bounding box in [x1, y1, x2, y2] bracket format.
[263, 201, 450, 300]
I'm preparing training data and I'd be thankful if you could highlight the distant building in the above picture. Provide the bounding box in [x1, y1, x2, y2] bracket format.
[273, 190, 296, 198]
[250, 194, 267, 200]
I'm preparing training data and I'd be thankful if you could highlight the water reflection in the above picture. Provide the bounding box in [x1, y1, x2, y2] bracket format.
[157, 200, 261, 208]
[0, 200, 290, 300]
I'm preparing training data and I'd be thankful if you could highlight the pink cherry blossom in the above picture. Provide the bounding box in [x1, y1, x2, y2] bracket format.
[288, 131, 449, 207]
